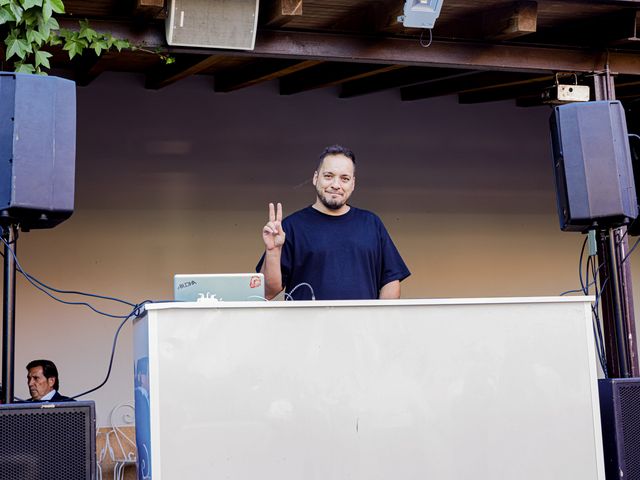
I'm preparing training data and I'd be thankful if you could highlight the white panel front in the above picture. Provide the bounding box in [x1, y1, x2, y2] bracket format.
[146, 300, 603, 480]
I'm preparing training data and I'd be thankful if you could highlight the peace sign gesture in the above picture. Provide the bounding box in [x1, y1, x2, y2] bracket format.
[262, 202, 286, 251]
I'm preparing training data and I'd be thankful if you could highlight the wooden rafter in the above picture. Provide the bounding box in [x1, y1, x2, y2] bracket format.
[280, 63, 404, 95]
[134, 0, 165, 19]
[401, 71, 551, 101]
[146, 55, 228, 89]
[481, 1, 537, 40]
[214, 59, 321, 92]
[262, 0, 303, 28]
[340, 67, 471, 98]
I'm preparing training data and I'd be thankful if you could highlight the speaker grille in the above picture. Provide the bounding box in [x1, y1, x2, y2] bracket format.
[0, 402, 95, 480]
[619, 383, 640, 479]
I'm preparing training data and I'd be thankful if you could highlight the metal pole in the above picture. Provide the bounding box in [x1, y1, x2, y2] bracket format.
[2, 224, 17, 403]
[608, 227, 630, 377]
[592, 72, 639, 377]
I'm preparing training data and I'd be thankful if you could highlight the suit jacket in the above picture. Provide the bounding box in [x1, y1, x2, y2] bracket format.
[23, 391, 75, 403]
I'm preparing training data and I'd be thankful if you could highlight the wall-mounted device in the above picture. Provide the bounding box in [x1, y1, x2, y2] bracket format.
[398, 0, 444, 29]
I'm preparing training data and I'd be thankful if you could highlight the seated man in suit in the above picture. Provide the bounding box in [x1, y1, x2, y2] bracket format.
[25, 359, 74, 402]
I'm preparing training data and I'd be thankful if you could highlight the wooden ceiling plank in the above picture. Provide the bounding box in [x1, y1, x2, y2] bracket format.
[73, 54, 108, 87]
[145, 55, 227, 89]
[262, 0, 304, 28]
[215, 59, 321, 92]
[134, 0, 166, 18]
[401, 71, 547, 101]
[325, 0, 402, 34]
[458, 77, 555, 104]
[280, 63, 404, 95]
[482, 1, 538, 40]
[339, 67, 471, 98]
[608, 10, 640, 44]
[56, 20, 640, 76]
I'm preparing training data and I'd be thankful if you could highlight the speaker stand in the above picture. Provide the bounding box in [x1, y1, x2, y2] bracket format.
[1, 224, 18, 404]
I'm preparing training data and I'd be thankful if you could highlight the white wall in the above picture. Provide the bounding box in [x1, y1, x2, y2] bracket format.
[4, 72, 634, 425]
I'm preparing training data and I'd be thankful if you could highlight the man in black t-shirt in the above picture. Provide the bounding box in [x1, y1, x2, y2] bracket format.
[258, 145, 410, 300]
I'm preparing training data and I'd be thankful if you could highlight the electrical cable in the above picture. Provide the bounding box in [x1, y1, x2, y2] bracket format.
[71, 300, 152, 399]
[285, 282, 316, 300]
[0, 236, 135, 318]
[621, 237, 640, 264]
[419, 28, 433, 48]
[0, 235, 162, 397]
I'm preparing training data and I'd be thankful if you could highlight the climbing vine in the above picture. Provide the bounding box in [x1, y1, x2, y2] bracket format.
[0, 0, 172, 74]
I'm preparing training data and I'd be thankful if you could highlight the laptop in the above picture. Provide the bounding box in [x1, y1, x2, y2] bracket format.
[174, 273, 265, 302]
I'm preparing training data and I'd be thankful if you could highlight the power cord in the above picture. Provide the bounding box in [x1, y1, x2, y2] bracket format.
[0, 234, 161, 398]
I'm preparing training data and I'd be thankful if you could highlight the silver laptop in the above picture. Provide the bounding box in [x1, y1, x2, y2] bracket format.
[174, 273, 265, 302]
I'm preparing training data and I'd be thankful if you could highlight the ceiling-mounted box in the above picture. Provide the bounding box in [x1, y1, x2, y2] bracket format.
[399, 0, 445, 29]
[166, 0, 259, 50]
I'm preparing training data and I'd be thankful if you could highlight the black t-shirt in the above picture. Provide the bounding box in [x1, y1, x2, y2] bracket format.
[257, 206, 410, 300]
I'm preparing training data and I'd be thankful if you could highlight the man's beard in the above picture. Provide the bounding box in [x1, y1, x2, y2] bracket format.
[317, 188, 345, 210]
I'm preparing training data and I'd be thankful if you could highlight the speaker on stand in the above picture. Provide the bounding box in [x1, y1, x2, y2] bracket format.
[0, 72, 76, 404]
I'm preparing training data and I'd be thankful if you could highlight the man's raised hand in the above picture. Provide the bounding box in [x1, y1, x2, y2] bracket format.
[262, 202, 286, 251]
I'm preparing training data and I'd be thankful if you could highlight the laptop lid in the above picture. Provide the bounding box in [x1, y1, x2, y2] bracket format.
[174, 273, 265, 302]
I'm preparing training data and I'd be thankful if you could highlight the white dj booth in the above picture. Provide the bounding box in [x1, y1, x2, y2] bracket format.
[133, 297, 605, 480]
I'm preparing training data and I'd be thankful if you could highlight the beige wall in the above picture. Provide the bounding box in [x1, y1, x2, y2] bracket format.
[4, 73, 636, 425]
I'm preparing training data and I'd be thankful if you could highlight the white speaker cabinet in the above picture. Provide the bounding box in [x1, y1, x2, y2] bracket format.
[166, 0, 259, 50]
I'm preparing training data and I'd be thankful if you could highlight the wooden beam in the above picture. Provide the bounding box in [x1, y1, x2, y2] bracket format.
[262, 0, 303, 28]
[401, 71, 549, 101]
[326, 0, 402, 34]
[145, 55, 227, 89]
[340, 67, 470, 98]
[608, 10, 640, 44]
[56, 20, 640, 75]
[73, 53, 107, 87]
[214, 59, 321, 92]
[280, 63, 403, 95]
[481, 1, 537, 40]
[134, 0, 166, 19]
[457, 77, 555, 104]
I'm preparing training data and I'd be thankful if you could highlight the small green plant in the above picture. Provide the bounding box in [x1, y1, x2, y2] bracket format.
[0, 0, 173, 74]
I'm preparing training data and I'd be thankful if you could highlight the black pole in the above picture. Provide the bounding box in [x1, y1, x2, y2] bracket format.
[607, 227, 630, 377]
[2, 224, 17, 404]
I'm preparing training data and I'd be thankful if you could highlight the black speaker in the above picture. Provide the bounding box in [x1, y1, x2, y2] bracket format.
[550, 100, 637, 232]
[599, 378, 640, 480]
[0, 72, 76, 230]
[0, 401, 96, 480]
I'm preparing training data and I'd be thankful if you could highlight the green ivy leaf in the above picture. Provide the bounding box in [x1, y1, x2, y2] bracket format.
[40, 0, 51, 21]
[113, 38, 130, 51]
[26, 27, 44, 45]
[90, 38, 107, 56]
[5, 28, 31, 59]
[0, 5, 15, 24]
[8, 0, 23, 23]
[78, 19, 98, 42]
[14, 61, 35, 73]
[63, 35, 87, 59]
[21, 7, 37, 24]
[34, 49, 51, 68]
[0, 0, 10, 6]
[46, 0, 62, 14]
[21, 0, 42, 9]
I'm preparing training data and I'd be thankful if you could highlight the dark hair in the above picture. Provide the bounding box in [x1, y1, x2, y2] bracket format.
[317, 145, 356, 172]
[26, 359, 59, 391]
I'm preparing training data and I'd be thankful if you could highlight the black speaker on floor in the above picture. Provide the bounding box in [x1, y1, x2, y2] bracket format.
[550, 100, 638, 232]
[599, 378, 640, 480]
[0, 72, 76, 230]
[0, 401, 96, 480]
